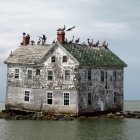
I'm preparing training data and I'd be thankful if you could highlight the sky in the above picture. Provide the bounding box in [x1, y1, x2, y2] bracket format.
[0, 0, 140, 101]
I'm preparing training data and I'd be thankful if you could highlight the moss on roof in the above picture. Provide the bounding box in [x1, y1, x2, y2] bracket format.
[63, 44, 127, 67]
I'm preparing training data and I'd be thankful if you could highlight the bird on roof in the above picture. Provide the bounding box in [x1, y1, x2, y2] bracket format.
[57, 28, 61, 31]
[102, 40, 106, 46]
[61, 25, 66, 31]
[30, 40, 35, 45]
[105, 43, 108, 49]
[66, 26, 75, 31]
[87, 38, 92, 46]
[75, 38, 80, 44]
[95, 40, 99, 47]
[37, 38, 41, 44]
[43, 34, 47, 41]
[65, 38, 68, 44]
[68, 36, 74, 43]
[23, 32, 26, 36]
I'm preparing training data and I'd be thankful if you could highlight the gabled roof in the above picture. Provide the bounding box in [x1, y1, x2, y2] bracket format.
[4, 43, 127, 67]
[63, 44, 127, 67]
[4, 44, 51, 65]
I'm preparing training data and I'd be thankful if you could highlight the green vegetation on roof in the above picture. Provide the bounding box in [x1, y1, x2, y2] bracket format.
[63, 44, 127, 67]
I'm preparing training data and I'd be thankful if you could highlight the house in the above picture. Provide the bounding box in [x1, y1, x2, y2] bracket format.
[4, 29, 127, 116]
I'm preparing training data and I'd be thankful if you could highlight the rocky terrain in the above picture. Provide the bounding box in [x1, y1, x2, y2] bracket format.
[1, 109, 140, 121]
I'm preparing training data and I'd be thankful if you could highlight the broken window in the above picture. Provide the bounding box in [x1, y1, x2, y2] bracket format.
[64, 92, 70, 105]
[48, 70, 53, 81]
[24, 91, 30, 101]
[36, 69, 40, 75]
[51, 56, 55, 63]
[64, 70, 70, 81]
[87, 70, 91, 81]
[101, 71, 104, 82]
[15, 68, 19, 79]
[63, 56, 67, 62]
[28, 70, 32, 79]
[114, 92, 117, 103]
[88, 93, 92, 105]
[47, 92, 52, 104]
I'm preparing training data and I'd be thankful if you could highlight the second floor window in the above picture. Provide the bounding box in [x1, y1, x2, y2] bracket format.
[48, 70, 53, 81]
[101, 71, 104, 82]
[87, 70, 91, 81]
[28, 70, 32, 79]
[36, 69, 40, 75]
[51, 56, 55, 63]
[65, 70, 70, 81]
[113, 71, 117, 82]
[63, 56, 67, 62]
[15, 68, 19, 79]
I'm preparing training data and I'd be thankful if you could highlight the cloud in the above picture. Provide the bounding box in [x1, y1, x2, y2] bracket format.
[0, 0, 140, 100]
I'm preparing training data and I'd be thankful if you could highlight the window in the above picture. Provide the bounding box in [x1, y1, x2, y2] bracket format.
[47, 92, 52, 104]
[64, 93, 70, 105]
[87, 70, 91, 81]
[65, 70, 70, 81]
[88, 93, 92, 105]
[113, 71, 117, 82]
[48, 70, 53, 81]
[114, 92, 117, 103]
[83, 70, 87, 81]
[28, 70, 32, 79]
[15, 68, 19, 79]
[63, 56, 67, 62]
[51, 56, 55, 63]
[36, 69, 40, 75]
[24, 91, 30, 101]
[101, 71, 104, 82]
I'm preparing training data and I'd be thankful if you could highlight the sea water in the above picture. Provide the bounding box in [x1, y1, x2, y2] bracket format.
[0, 101, 140, 140]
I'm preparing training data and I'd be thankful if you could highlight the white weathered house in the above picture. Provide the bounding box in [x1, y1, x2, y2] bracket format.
[4, 30, 127, 115]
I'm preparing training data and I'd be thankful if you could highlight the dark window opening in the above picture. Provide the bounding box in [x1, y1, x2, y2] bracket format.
[36, 69, 40, 75]
[114, 92, 117, 103]
[63, 56, 67, 62]
[15, 69, 19, 79]
[110, 76, 112, 82]
[28, 70, 32, 79]
[64, 93, 69, 105]
[51, 56, 55, 63]
[113, 71, 117, 81]
[48, 70, 53, 81]
[47, 92, 52, 104]
[88, 70, 91, 81]
[105, 72, 107, 89]
[65, 70, 70, 81]
[101, 71, 104, 82]
[88, 93, 92, 105]
[24, 91, 30, 101]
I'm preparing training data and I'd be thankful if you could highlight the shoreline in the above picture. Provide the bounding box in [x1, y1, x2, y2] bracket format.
[0, 110, 140, 120]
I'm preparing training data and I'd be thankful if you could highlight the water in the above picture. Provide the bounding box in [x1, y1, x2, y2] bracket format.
[0, 101, 140, 140]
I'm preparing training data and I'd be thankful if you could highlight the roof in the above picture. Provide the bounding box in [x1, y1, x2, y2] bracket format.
[4, 43, 127, 67]
[63, 44, 127, 67]
[4, 44, 51, 65]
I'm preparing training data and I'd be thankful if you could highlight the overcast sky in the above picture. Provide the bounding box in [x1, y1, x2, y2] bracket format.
[0, 0, 140, 101]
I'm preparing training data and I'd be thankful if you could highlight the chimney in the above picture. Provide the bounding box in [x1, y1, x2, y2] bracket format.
[57, 31, 65, 44]
[21, 33, 30, 46]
